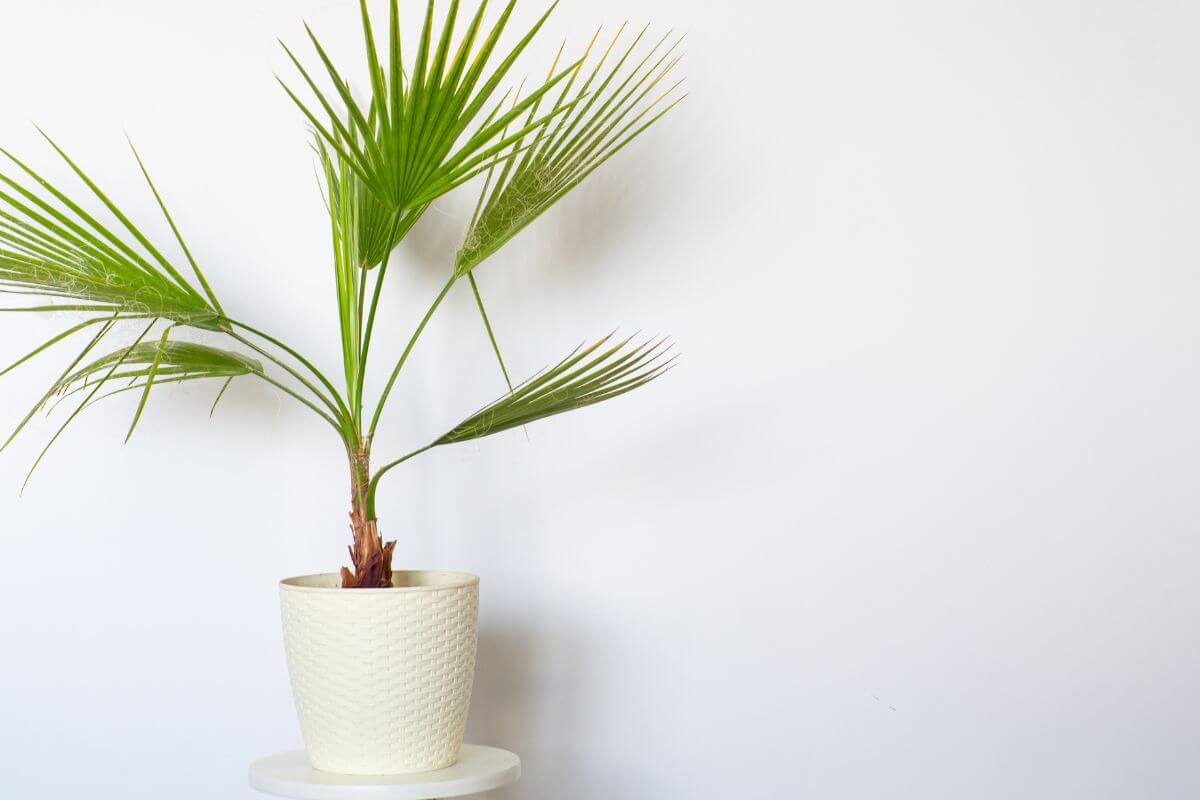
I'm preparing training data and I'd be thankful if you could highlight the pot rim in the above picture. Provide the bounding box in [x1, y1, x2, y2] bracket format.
[280, 570, 479, 593]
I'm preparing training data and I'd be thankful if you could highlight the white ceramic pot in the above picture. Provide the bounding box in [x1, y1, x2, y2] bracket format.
[279, 571, 480, 775]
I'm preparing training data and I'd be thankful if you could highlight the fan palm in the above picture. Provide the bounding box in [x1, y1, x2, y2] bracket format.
[0, 0, 683, 588]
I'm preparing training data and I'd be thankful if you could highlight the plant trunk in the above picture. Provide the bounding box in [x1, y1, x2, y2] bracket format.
[340, 441, 396, 588]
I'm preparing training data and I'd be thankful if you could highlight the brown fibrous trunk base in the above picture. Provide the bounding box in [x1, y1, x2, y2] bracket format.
[340, 504, 395, 589]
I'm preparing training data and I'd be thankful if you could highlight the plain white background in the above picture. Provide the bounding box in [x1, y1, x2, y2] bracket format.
[1, 0, 1198, 797]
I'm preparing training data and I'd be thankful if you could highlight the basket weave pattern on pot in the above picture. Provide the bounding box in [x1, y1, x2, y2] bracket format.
[279, 572, 480, 775]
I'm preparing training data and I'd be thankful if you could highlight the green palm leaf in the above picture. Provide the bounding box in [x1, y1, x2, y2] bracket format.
[366, 333, 673, 515]
[0, 134, 223, 327]
[282, 0, 583, 268]
[15, 333, 262, 491]
[56, 340, 263, 391]
[437, 332, 673, 442]
[456, 24, 685, 274]
[315, 112, 426, 271]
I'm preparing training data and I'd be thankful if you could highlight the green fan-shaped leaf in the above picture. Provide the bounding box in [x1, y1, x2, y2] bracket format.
[11, 328, 262, 491]
[0, 134, 224, 327]
[56, 340, 263, 392]
[456, 24, 685, 274]
[24, 338, 264, 464]
[365, 332, 673, 517]
[282, 0, 583, 267]
[436, 332, 673, 443]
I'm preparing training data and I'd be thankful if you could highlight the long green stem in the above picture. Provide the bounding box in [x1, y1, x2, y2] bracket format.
[255, 372, 345, 435]
[228, 331, 350, 436]
[355, 209, 422, 418]
[355, 251, 391, 418]
[349, 256, 369, 427]
[367, 442, 435, 518]
[467, 272, 514, 391]
[226, 319, 354, 427]
[367, 274, 457, 437]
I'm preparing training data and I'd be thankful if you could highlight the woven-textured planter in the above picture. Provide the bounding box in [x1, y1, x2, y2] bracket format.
[279, 571, 480, 775]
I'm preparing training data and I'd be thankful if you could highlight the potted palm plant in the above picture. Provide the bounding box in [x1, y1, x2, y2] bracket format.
[0, 0, 682, 776]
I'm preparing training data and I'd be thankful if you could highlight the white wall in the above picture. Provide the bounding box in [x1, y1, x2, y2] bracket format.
[1, 1, 1198, 797]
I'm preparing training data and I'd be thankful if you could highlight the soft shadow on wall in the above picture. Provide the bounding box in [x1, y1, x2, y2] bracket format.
[452, 127, 689, 800]
[468, 624, 622, 800]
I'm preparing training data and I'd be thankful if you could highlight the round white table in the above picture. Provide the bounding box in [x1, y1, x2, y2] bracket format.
[248, 745, 520, 800]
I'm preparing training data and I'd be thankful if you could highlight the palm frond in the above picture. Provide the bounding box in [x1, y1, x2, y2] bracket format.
[1, 311, 123, 453]
[436, 332, 673, 443]
[456, 24, 685, 274]
[15, 330, 262, 490]
[9, 334, 260, 448]
[66, 337, 260, 439]
[0, 313, 150, 379]
[318, 138, 366, 408]
[56, 339, 262, 390]
[281, 0, 582, 267]
[315, 113, 424, 272]
[0, 134, 224, 328]
[365, 331, 673, 516]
